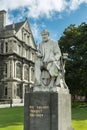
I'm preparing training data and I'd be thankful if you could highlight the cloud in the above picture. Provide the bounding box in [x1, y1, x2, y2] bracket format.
[0, 0, 87, 21]
[0, 0, 67, 19]
[30, 22, 47, 42]
[0, 0, 87, 41]
[69, 0, 87, 10]
[31, 23, 40, 42]
[7, 8, 27, 23]
[27, 0, 68, 18]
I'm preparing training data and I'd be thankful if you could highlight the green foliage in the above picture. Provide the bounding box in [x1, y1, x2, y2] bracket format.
[59, 23, 87, 97]
[72, 101, 87, 108]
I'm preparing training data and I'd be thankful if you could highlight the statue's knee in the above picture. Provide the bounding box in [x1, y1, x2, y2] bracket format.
[35, 60, 41, 67]
[35, 60, 38, 65]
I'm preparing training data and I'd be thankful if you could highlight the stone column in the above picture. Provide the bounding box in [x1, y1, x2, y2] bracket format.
[22, 64, 24, 80]
[28, 65, 30, 82]
[29, 66, 31, 82]
[30, 49, 32, 61]
[22, 84, 25, 102]
[11, 82, 14, 99]
[11, 58, 14, 78]
[3, 41, 5, 53]
[8, 57, 15, 78]
[7, 82, 12, 98]
[7, 60, 10, 78]
[14, 60, 16, 78]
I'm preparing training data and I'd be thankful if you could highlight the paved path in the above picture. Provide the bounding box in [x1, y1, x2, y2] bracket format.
[0, 103, 24, 108]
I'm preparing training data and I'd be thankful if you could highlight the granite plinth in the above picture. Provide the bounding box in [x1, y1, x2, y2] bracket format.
[24, 92, 73, 130]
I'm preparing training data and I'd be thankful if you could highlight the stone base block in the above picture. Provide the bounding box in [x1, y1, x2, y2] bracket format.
[24, 92, 73, 130]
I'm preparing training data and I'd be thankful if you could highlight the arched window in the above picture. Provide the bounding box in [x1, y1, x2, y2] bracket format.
[17, 84, 22, 98]
[31, 67, 34, 82]
[16, 62, 22, 79]
[24, 65, 29, 80]
[1, 43, 3, 53]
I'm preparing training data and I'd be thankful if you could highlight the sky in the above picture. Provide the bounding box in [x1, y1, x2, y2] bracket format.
[0, 0, 87, 43]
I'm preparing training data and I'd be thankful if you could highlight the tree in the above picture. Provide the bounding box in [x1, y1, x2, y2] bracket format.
[59, 23, 87, 99]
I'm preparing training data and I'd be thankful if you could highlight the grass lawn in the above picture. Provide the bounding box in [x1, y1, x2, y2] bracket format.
[72, 102, 87, 130]
[0, 107, 24, 130]
[0, 103, 87, 130]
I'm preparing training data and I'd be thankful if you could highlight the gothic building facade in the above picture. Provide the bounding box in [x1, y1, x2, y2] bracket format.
[0, 10, 37, 103]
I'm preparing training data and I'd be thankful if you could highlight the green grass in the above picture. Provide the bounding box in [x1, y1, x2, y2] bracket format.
[0, 103, 87, 130]
[72, 102, 87, 130]
[0, 107, 24, 130]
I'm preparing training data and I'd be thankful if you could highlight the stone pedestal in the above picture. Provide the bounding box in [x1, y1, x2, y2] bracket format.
[24, 92, 73, 130]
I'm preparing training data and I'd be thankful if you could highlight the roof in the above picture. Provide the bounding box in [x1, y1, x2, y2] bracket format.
[0, 10, 6, 13]
[5, 21, 24, 32]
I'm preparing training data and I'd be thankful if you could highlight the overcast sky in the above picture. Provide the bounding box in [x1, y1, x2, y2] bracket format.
[0, 0, 87, 43]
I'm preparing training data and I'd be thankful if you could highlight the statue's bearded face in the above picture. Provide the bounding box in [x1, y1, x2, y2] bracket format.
[42, 34, 49, 42]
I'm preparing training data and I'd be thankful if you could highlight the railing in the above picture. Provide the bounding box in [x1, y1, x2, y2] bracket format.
[0, 99, 12, 107]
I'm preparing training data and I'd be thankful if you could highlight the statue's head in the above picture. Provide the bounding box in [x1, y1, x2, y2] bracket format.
[41, 29, 50, 42]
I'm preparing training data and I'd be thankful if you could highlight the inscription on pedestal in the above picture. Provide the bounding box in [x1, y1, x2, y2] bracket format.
[29, 105, 49, 117]
[24, 92, 51, 130]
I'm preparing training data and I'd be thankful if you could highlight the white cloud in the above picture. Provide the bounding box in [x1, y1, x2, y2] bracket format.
[31, 23, 40, 41]
[0, 0, 68, 19]
[69, 0, 87, 10]
[0, 0, 87, 34]
[30, 22, 47, 42]
[27, 0, 68, 18]
[0, 0, 87, 21]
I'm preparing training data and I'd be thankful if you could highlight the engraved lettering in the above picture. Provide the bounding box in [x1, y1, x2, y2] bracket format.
[29, 105, 49, 118]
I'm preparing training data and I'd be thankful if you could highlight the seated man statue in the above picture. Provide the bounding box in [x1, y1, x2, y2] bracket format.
[34, 29, 68, 92]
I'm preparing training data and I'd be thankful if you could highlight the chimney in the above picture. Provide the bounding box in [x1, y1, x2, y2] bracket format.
[0, 10, 6, 31]
[12, 22, 15, 29]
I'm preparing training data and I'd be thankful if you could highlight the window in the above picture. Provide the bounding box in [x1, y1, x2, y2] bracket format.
[4, 87, 7, 96]
[24, 66, 29, 80]
[23, 48, 28, 58]
[1, 43, 3, 53]
[31, 68, 34, 82]
[17, 44, 21, 55]
[29, 37, 32, 46]
[25, 49, 27, 58]
[25, 85, 29, 93]
[4, 63, 7, 77]
[27, 36, 29, 44]
[16, 62, 22, 79]
[24, 33, 26, 42]
[17, 84, 22, 98]
[32, 52, 34, 62]
[5, 42, 8, 53]
[28, 50, 30, 59]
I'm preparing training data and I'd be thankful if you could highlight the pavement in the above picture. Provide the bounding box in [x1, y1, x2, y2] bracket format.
[0, 103, 24, 108]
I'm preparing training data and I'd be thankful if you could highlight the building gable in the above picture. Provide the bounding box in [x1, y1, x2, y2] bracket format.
[16, 19, 36, 50]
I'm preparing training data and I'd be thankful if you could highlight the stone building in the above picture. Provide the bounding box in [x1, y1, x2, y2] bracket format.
[0, 10, 37, 103]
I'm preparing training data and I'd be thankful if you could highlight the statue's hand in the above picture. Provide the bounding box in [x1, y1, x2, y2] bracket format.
[43, 61, 48, 68]
[36, 51, 43, 58]
[43, 58, 53, 63]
